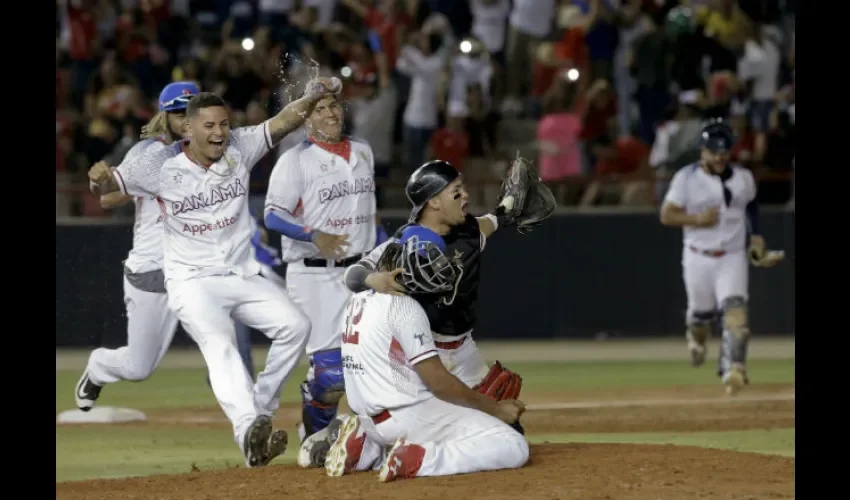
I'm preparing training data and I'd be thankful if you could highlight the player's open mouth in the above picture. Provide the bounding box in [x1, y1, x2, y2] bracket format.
[209, 139, 224, 148]
[461, 201, 468, 213]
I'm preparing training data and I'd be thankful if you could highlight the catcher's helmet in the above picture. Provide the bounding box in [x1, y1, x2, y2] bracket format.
[406, 160, 461, 223]
[700, 119, 735, 153]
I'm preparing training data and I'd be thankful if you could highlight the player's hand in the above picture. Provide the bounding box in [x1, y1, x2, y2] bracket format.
[748, 234, 766, 262]
[305, 77, 343, 101]
[496, 400, 526, 424]
[88, 161, 113, 185]
[695, 207, 720, 227]
[365, 268, 407, 296]
[312, 231, 350, 260]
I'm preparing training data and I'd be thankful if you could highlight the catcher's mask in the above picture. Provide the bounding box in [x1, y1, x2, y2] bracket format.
[406, 160, 460, 223]
[396, 226, 459, 295]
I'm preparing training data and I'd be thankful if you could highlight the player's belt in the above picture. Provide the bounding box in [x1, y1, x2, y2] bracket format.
[434, 336, 468, 350]
[302, 254, 363, 268]
[371, 409, 392, 424]
[689, 245, 727, 258]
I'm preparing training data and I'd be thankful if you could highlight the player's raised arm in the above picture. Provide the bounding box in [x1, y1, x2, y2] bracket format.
[391, 298, 523, 425]
[343, 240, 406, 295]
[89, 143, 170, 198]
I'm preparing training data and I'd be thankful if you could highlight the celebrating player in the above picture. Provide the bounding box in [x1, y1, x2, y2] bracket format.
[263, 80, 386, 442]
[75, 81, 198, 412]
[660, 119, 782, 395]
[87, 78, 343, 467]
[297, 158, 555, 467]
[324, 227, 529, 482]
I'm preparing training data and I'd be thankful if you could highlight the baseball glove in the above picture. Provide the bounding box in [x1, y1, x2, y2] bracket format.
[750, 249, 785, 268]
[473, 361, 523, 401]
[496, 155, 557, 234]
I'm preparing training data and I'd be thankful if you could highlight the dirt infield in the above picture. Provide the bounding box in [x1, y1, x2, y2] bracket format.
[56, 443, 794, 500]
[56, 384, 795, 499]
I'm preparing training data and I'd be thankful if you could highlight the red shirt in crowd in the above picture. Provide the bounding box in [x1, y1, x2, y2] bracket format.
[364, 7, 411, 71]
[595, 136, 650, 176]
[578, 96, 617, 141]
[430, 128, 469, 172]
[66, 1, 97, 61]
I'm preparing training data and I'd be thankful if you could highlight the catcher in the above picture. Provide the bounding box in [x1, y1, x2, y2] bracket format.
[660, 119, 785, 395]
[296, 157, 555, 468]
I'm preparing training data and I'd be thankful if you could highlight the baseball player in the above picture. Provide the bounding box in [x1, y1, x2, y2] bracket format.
[263, 83, 387, 443]
[297, 158, 556, 468]
[660, 119, 782, 395]
[87, 79, 342, 467]
[75, 81, 198, 413]
[323, 227, 529, 482]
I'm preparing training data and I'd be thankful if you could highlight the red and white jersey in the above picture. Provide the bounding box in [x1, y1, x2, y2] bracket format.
[120, 137, 173, 274]
[341, 290, 439, 417]
[113, 120, 274, 281]
[264, 137, 377, 262]
[664, 163, 757, 252]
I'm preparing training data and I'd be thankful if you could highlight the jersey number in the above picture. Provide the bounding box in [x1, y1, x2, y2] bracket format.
[342, 296, 365, 345]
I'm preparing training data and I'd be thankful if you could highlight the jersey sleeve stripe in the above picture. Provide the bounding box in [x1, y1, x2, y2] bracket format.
[265, 202, 294, 216]
[113, 170, 128, 195]
[409, 350, 438, 364]
[263, 120, 273, 150]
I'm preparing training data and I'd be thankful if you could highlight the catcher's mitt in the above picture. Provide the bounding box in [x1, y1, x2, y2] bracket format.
[750, 249, 785, 268]
[496, 155, 556, 234]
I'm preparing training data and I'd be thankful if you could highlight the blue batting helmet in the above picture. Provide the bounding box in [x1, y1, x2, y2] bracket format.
[158, 81, 200, 112]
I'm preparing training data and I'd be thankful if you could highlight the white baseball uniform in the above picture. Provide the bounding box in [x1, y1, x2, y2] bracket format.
[664, 163, 757, 317]
[338, 290, 528, 477]
[86, 138, 180, 387]
[264, 137, 378, 355]
[112, 121, 310, 449]
[356, 237, 490, 388]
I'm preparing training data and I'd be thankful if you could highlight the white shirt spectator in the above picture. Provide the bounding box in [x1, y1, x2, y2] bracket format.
[471, 0, 511, 54]
[509, 0, 556, 38]
[738, 37, 781, 101]
[447, 54, 493, 119]
[397, 46, 445, 129]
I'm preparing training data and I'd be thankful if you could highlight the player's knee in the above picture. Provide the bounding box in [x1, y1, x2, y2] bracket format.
[686, 310, 716, 343]
[124, 361, 156, 382]
[309, 349, 345, 405]
[721, 297, 750, 339]
[274, 311, 311, 344]
[499, 431, 530, 469]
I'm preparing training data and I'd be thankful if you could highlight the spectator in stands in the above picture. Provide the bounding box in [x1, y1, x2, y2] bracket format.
[446, 38, 495, 157]
[579, 135, 651, 207]
[737, 23, 781, 163]
[629, 11, 671, 145]
[579, 79, 618, 173]
[502, 0, 556, 116]
[396, 25, 452, 171]
[584, 0, 619, 83]
[613, 0, 649, 137]
[469, 0, 511, 69]
[348, 33, 398, 207]
[537, 69, 584, 203]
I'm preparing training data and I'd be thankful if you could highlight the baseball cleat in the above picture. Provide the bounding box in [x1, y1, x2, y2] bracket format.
[75, 372, 102, 412]
[722, 366, 747, 395]
[298, 415, 348, 468]
[260, 429, 288, 466]
[378, 439, 426, 483]
[688, 341, 707, 367]
[243, 415, 273, 468]
[325, 415, 365, 477]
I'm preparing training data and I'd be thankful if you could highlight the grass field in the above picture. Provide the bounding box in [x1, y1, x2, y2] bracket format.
[56, 338, 795, 487]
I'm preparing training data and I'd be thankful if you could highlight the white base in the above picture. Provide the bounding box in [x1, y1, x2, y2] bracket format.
[57, 406, 147, 424]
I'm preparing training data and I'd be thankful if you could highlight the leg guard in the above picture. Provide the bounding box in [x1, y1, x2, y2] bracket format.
[301, 349, 345, 439]
[472, 361, 523, 401]
[686, 310, 716, 367]
[717, 296, 751, 378]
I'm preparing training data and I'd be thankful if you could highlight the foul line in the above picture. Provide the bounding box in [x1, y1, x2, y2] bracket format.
[144, 393, 795, 425]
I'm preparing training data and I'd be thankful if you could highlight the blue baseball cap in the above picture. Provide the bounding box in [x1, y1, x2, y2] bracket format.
[158, 81, 200, 112]
[399, 225, 447, 252]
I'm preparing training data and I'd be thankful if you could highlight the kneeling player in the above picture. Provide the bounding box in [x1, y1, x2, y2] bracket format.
[324, 227, 529, 482]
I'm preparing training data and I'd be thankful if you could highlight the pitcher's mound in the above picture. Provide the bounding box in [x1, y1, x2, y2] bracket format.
[55, 443, 794, 500]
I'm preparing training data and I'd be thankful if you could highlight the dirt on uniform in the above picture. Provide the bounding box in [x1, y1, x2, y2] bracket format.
[56, 384, 796, 500]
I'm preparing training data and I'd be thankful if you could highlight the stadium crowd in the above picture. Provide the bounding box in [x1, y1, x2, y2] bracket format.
[56, 0, 795, 216]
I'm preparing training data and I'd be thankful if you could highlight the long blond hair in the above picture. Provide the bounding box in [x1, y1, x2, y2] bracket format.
[140, 112, 171, 140]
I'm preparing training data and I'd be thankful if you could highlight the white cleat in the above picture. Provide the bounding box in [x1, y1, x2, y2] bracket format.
[325, 415, 365, 477]
[297, 415, 348, 468]
[722, 366, 747, 396]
